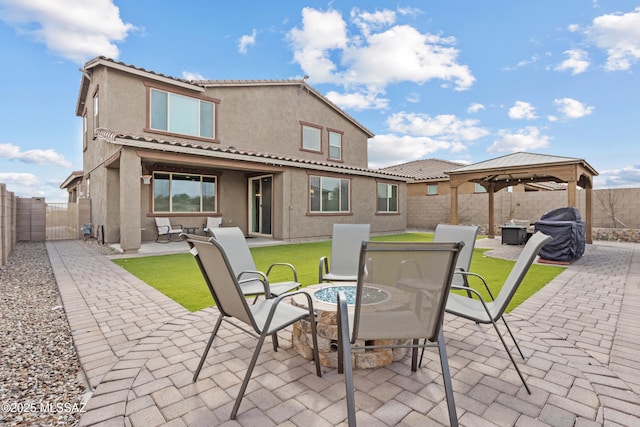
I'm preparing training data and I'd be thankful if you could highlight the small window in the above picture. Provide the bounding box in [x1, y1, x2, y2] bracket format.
[475, 183, 486, 193]
[150, 89, 216, 139]
[309, 175, 350, 213]
[302, 124, 322, 152]
[377, 183, 398, 213]
[427, 184, 438, 195]
[328, 130, 342, 160]
[153, 172, 217, 213]
[93, 93, 99, 128]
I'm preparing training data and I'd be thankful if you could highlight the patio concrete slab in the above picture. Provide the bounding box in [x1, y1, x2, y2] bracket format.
[46, 236, 640, 426]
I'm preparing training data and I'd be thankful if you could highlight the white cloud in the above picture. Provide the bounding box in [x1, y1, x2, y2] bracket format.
[0, 0, 135, 63]
[555, 49, 590, 74]
[287, 7, 474, 106]
[238, 29, 257, 54]
[287, 8, 348, 83]
[386, 112, 489, 141]
[367, 111, 487, 168]
[488, 127, 551, 153]
[595, 165, 640, 188]
[587, 7, 640, 71]
[553, 98, 594, 119]
[325, 90, 389, 110]
[0, 172, 40, 186]
[367, 134, 453, 169]
[467, 103, 485, 113]
[182, 71, 206, 81]
[508, 101, 538, 120]
[0, 143, 72, 168]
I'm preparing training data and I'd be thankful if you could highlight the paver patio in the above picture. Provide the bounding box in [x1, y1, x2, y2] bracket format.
[46, 237, 640, 426]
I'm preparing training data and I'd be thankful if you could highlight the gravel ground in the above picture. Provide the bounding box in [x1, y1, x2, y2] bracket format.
[0, 242, 87, 426]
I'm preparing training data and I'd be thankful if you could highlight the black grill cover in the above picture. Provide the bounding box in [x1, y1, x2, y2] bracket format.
[534, 207, 585, 262]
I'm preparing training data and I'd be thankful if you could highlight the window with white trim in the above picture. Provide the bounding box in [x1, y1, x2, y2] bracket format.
[377, 183, 398, 212]
[309, 175, 350, 212]
[427, 184, 438, 195]
[475, 183, 486, 193]
[150, 89, 215, 138]
[153, 172, 217, 213]
[302, 124, 322, 151]
[328, 130, 342, 160]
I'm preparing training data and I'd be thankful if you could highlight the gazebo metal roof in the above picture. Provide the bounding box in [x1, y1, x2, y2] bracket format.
[445, 152, 598, 243]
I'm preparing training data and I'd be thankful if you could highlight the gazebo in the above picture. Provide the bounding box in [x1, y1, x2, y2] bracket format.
[446, 152, 598, 244]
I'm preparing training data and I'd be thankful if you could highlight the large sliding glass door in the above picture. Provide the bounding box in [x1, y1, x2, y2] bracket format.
[249, 175, 272, 236]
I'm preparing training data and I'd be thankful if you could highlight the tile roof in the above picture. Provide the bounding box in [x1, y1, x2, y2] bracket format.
[447, 151, 597, 175]
[95, 128, 409, 180]
[379, 158, 466, 180]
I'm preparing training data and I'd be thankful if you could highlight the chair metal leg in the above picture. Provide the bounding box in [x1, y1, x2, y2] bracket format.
[193, 315, 224, 381]
[231, 330, 268, 419]
[489, 318, 531, 394]
[337, 296, 356, 426]
[437, 329, 458, 427]
[500, 316, 525, 359]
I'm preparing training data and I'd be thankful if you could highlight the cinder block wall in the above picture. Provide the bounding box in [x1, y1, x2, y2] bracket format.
[408, 187, 640, 241]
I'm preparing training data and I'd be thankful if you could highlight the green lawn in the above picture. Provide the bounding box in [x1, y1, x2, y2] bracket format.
[112, 232, 564, 312]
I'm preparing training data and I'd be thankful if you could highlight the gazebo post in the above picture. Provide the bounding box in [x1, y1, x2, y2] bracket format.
[488, 184, 495, 239]
[585, 184, 593, 244]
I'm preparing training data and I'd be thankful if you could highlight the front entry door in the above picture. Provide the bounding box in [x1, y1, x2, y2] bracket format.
[249, 175, 272, 236]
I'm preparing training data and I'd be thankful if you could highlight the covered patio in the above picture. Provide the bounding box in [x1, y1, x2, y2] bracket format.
[447, 152, 598, 243]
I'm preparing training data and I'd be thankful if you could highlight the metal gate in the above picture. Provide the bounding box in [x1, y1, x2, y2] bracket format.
[46, 203, 79, 240]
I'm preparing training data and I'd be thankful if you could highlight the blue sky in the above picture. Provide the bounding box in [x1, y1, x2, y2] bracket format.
[1, 1, 639, 202]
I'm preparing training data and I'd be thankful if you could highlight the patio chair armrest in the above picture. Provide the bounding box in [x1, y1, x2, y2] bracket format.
[266, 262, 299, 282]
[319, 256, 329, 282]
[454, 270, 495, 300]
[450, 284, 489, 304]
[238, 270, 271, 297]
[449, 284, 494, 317]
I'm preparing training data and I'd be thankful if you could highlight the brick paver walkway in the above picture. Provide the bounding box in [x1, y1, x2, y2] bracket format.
[46, 238, 640, 426]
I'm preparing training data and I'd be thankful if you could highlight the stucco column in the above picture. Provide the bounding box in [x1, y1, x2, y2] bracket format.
[119, 149, 141, 253]
[450, 186, 458, 225]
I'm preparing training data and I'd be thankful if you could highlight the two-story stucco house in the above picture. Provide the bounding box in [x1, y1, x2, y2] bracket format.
[71, 57, 408, 253]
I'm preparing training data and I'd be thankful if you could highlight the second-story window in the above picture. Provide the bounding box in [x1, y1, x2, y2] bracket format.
[150, 89, 215, 139]
[301, 123, 322, 152]
[328, 130, 342, 160]
[427, 184, 438, 195]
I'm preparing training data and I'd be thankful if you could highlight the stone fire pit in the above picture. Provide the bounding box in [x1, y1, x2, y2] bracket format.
[290, 284, 409, 369]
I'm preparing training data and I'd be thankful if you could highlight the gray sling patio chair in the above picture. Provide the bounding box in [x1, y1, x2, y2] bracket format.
[209, 227, 300, 299]
[154, 217, 183, 243]
[319, 223, 370, 283]
[337, 241, 464, 427]
[202, 216, 222, 237]
[183, 234, 322, 420]
[445, 231, 553, 394]
[417, 223, 479, 366]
